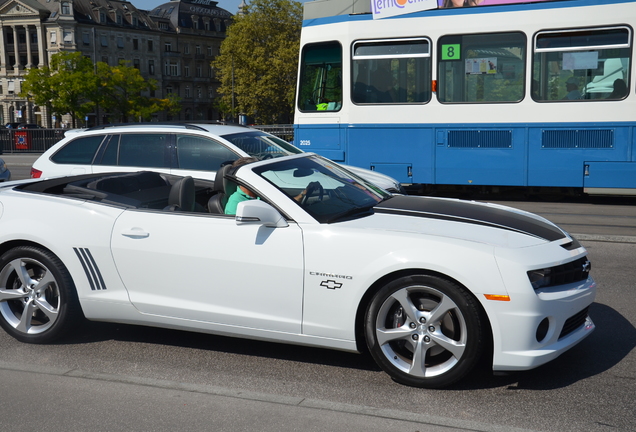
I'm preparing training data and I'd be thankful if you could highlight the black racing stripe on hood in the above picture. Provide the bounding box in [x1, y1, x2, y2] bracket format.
[375, 196, 566, 242]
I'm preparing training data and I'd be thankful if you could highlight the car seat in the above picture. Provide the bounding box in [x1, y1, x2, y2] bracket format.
[207, 164, 236, 214]
[164, 176, 195, 212]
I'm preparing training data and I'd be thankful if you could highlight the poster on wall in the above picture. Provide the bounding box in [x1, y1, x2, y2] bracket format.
[438, 0, 560, 8]
[371, 0, 438, 19]
[372, 0, 569, 19]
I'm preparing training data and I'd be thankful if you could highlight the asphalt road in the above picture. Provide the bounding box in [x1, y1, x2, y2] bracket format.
[0, 153, 634, 432]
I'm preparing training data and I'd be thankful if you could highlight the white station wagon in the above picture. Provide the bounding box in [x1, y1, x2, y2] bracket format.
[0, 153, 595, 388]
[30, 122, 404, 194]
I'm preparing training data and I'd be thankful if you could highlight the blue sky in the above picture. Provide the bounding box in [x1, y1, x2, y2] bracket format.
[132, 0, 312, 14]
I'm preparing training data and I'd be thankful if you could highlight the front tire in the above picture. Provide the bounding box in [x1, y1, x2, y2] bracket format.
[0, 246, 82, 343]
[365, 275, 485, 388]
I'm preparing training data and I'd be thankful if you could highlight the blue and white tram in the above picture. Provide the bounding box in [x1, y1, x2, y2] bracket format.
[294, 0, 635, 195]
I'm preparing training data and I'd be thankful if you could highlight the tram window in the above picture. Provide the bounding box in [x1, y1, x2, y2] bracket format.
[532, 27, 631, 101]
[438, 32, 526, 104]
[351, 38, 431, 104]
[298, 42, 342, 112]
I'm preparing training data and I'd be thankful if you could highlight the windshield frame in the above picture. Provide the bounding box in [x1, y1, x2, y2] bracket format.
[251, 154, 391, 223]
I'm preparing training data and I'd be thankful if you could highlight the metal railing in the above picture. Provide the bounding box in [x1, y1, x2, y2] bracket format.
[0, 129, 67, 154]
[252, 124, 294, 142]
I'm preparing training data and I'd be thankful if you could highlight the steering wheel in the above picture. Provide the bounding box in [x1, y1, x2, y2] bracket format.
[301, 181, 324, 206]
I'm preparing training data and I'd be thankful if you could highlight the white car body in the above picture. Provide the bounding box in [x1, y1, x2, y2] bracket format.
[30, 123, 404, 193]
[0, 154, 595, 387]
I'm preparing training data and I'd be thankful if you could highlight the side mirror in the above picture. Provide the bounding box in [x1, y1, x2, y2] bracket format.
[235, 200, 288, 228]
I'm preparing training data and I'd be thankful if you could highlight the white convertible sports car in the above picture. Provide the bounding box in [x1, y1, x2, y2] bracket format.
[0, 153, 595, 388]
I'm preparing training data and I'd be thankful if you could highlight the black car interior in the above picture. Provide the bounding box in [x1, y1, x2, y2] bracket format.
[19, 171, 217, 213]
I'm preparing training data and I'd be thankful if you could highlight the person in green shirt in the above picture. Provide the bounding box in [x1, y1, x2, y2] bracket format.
[224, 157, 259, 215]
[225, 184, 258, 215]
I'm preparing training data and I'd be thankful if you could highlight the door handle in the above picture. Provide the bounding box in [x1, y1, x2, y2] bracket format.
[121, 228, 150, 238]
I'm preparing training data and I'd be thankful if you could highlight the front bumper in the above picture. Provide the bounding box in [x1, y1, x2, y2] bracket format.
[488, 241, 597, 371]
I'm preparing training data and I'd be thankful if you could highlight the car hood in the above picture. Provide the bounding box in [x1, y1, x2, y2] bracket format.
[343, 195, 568, 248]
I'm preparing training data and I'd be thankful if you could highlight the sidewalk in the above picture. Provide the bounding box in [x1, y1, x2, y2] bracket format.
[0, 361, 537, 432]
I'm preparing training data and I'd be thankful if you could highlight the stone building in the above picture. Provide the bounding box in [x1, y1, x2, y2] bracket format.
[0, 0, 232, 127]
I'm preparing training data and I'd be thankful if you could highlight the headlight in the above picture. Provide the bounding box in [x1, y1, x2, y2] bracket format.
[528, 268, 552, 289]
[527, 257, 591, 290]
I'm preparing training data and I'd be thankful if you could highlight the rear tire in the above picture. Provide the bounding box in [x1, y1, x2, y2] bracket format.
[0, 246, 82, 343]
[365, 274, 485, 388]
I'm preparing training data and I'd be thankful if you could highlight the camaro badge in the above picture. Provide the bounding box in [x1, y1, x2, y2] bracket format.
[320, 280, 342, 290]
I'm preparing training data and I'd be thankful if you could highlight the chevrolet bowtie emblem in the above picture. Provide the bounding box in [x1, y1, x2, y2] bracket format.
[321, 280, 342, 290]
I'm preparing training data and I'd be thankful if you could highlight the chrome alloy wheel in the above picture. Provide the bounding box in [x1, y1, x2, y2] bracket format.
[366, 274, 484, 388]
[0, 256, 61, 336]
[375, 285, 468, 378]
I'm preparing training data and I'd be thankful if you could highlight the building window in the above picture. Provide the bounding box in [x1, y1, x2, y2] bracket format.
[31, 32, 38, 44]
[63, 31, 73, 44]
[61, 2, 70, 14]
[102, 56, 109, 64]
[185, 86, 191, 98]
[165, 60, 179, 76]
[100, 35, 108, 47]
[132, 17, 138, 26]
[133, 59, 140, 69]
[166, 85, 173, 94]
[133, 38, 139, 50]
[196, 65, 202, 78]
[184, 65, 190, 77]
[165, 42, 172, 52]
[204, 21, 210, 31]
[82, 32, 90, 45]
[50, 31, 57, 44]
[197, 86, 202, 98]
[117, 37, 124, 48]
[184, 44, 190, 55]
[196, 45, 201, 55]
[148, 60, 155, 75]
[100, 12, 106, 23]
[207, 45, 212, 56]
[116, 14, 122, 25]
[148, 40, 154, 51]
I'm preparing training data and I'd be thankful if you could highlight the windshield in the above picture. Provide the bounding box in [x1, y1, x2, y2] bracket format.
[221, 131, 302, 159]
[253, 155, 391, 223]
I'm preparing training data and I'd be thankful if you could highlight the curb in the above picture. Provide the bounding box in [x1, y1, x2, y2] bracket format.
[573, 233, 636, 244]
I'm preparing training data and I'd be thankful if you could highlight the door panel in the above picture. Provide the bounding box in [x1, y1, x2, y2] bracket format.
[111, 211, 304, 333]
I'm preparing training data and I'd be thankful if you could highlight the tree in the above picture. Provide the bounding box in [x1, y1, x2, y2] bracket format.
[213, 0, 302, 124]
[21, 52, 98, 127]
[96, 61, 165, 123]
[21, 53, 179, 126]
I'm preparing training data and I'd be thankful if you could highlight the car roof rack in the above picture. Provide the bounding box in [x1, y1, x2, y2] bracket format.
[84, 120, 249, 132]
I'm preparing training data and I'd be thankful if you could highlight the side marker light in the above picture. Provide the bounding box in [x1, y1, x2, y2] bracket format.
[484, 294, 511, 301]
